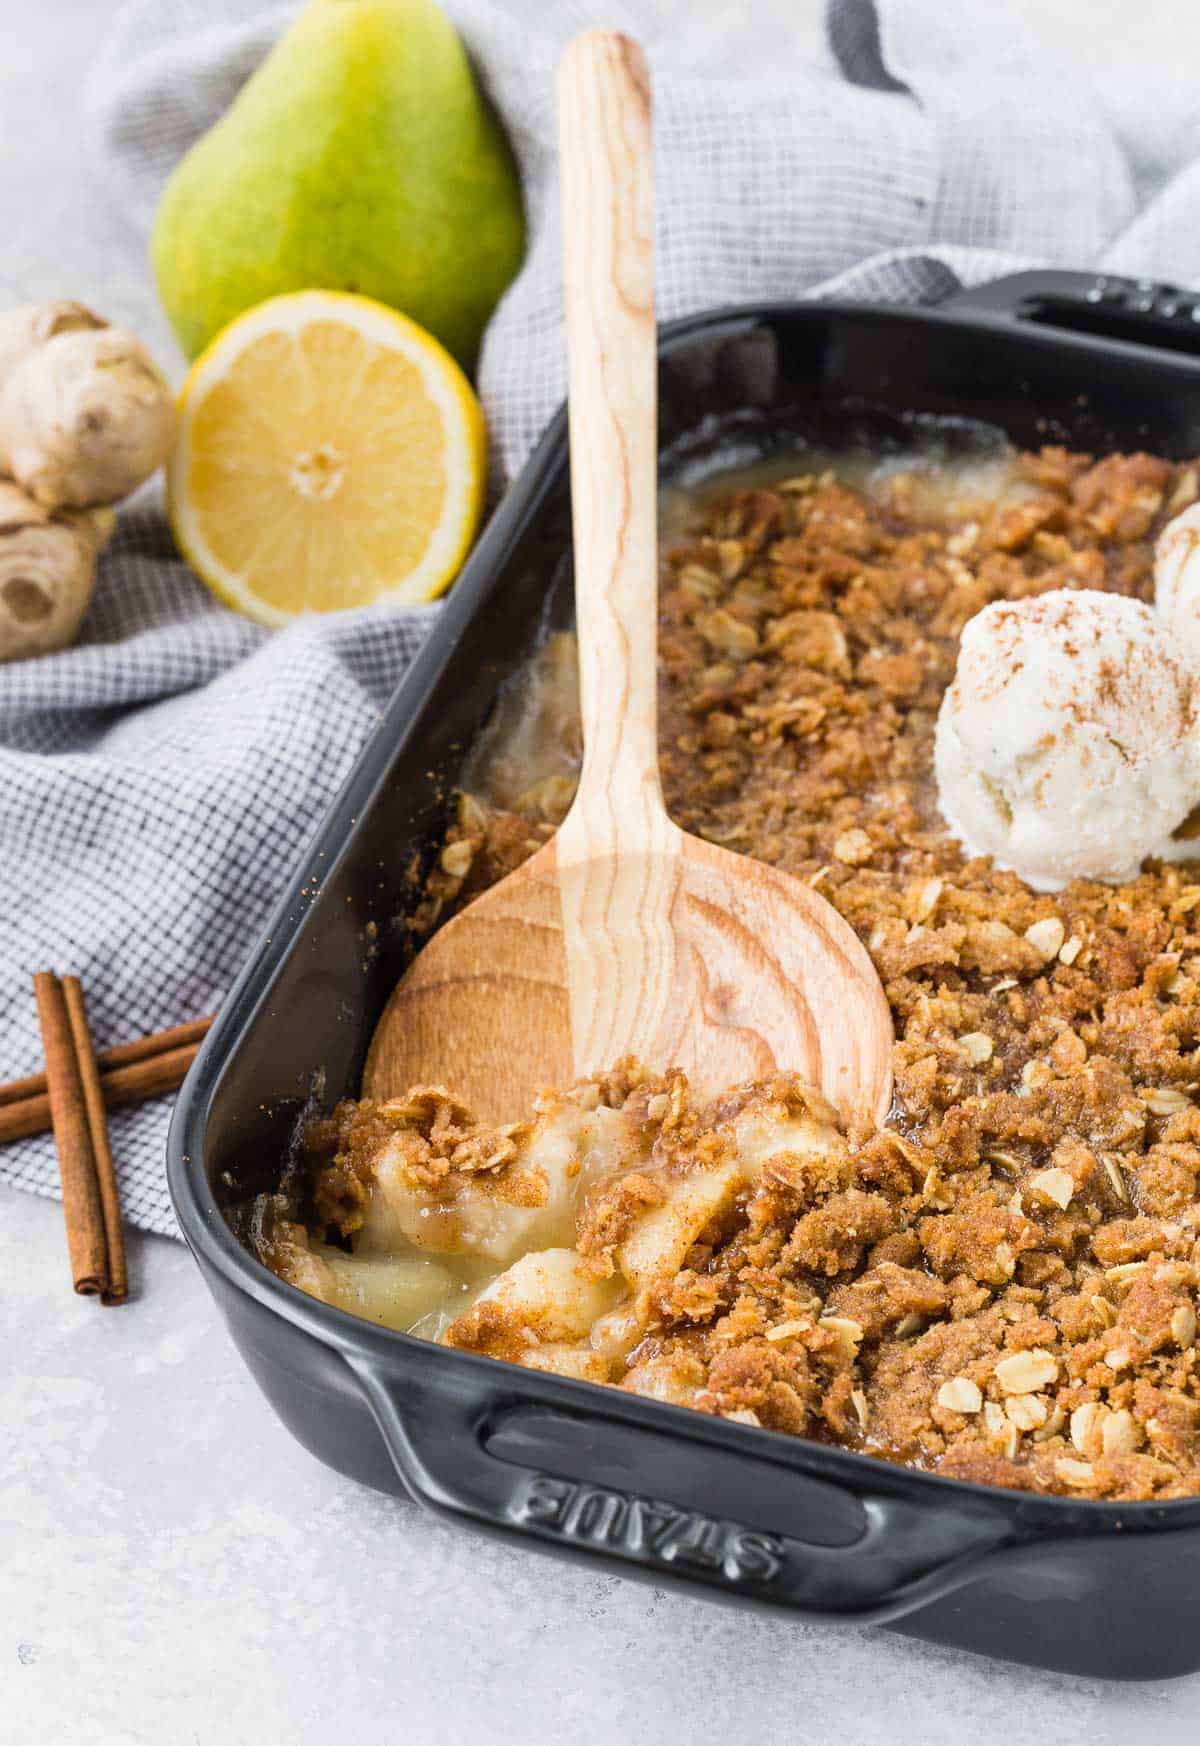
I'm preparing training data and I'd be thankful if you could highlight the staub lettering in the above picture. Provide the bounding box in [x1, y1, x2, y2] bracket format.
[512, 1474, 784, 1585]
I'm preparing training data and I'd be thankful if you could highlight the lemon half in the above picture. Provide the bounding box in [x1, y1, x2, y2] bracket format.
[168, 290, 486, 624]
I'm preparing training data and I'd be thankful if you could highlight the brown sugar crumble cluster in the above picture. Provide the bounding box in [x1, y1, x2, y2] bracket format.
[292, 444, 1200, 1502]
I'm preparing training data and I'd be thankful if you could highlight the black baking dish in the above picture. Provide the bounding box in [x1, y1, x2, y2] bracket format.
[169, 272, 1200, 1681]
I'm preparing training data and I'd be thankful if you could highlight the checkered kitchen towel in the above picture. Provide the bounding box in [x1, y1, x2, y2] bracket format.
[4, 0, 1200, 1235]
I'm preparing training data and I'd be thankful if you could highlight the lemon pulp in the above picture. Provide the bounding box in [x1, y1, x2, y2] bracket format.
[169, 292, 486, 623]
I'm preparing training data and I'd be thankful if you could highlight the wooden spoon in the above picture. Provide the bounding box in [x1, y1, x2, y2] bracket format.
[365, 31, 893, 1129]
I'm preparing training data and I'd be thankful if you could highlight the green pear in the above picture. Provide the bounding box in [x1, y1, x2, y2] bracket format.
[152, 0, 524, 371]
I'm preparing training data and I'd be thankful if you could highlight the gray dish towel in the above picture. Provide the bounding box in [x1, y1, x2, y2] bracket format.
[3, 0, 1198, 1236]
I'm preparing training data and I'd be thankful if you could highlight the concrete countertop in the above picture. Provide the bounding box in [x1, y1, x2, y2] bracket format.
[4, 4, 1200, 1741]
[10, 1183, 1199, 1743]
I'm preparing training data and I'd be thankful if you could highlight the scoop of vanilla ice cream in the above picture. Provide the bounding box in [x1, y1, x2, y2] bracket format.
[1155, 502, 1200, 658]
[935, 589, 1200, 891]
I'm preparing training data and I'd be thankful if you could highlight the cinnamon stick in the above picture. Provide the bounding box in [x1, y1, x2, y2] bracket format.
[0, 1041, 202, 1146]
[33, 972, 108, 1297]
[62, 977, 127, 1306]
[0, 1014, 212, 1109]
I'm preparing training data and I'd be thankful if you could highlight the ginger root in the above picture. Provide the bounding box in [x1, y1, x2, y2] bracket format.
[0, 301, 176, 511]
[0, 481, 113, 661]
[0, 301, 176, 662]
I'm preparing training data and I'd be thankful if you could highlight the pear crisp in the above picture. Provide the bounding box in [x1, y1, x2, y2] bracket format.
[256, 443, 1200, 1502]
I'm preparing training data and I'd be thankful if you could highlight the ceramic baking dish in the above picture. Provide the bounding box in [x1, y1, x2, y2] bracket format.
[169, 271, 1200, 1680]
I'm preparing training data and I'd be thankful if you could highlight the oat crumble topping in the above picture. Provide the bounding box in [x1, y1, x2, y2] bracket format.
[259, 443, 1200, 1503]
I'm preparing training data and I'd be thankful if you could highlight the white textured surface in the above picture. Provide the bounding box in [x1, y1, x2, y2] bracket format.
[7, 1182, 1200, 1743]
[6, 3, 1200, 1739]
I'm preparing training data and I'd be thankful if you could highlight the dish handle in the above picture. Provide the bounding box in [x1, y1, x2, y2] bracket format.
[938, 268, 1200, 358]
[345, 1351, 1024, 1624]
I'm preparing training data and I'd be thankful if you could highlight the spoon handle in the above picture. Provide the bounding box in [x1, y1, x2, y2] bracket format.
[557, 32, 671, 855]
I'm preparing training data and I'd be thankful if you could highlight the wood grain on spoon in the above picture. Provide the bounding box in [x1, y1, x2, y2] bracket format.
[365, 31, 893, 1128]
